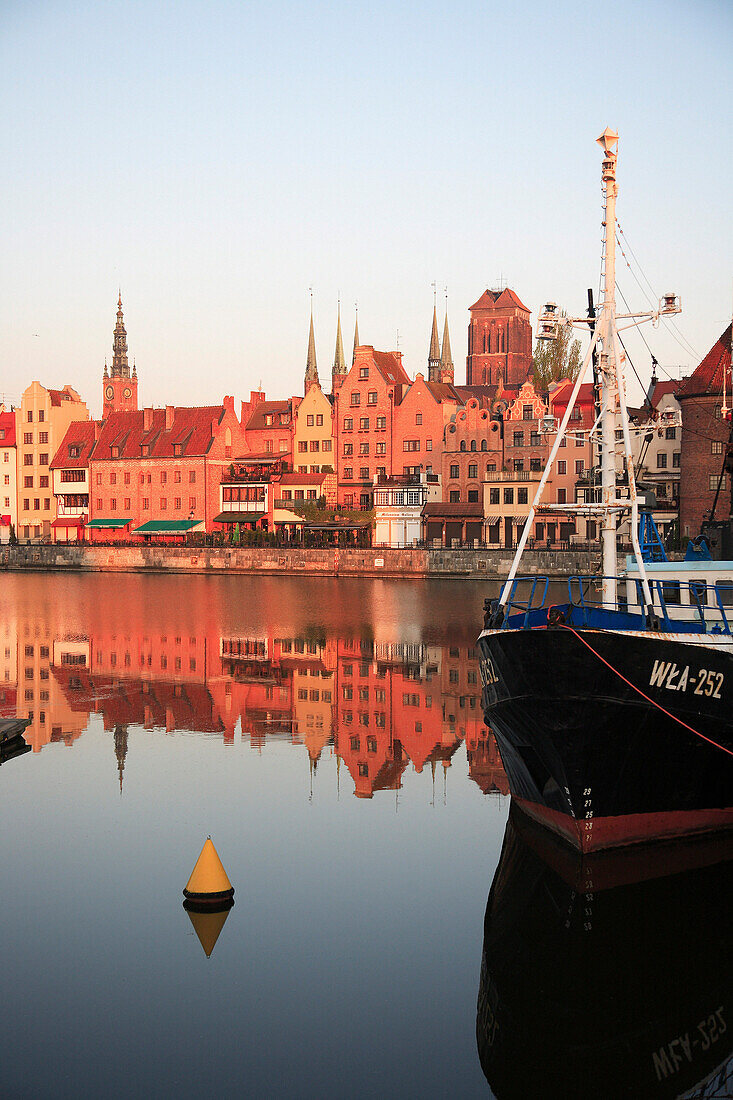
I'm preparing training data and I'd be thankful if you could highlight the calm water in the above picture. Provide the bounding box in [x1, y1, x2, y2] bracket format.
[0, 573, 506, 1099]
[2, 573, 731, 1100]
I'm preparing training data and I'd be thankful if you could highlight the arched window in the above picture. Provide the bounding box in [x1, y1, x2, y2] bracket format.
[470, 439, 477, 451]
[460, 441, 466, 452]
[481, 439, 487, 451]
[224, 427, 232, 458]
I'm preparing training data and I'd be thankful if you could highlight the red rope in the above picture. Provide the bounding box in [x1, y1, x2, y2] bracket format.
[561, 625, 733, 759]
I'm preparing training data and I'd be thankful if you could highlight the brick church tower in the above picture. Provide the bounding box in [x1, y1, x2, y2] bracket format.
[466, 288, 533, 387]
[102, 293, 138, 417]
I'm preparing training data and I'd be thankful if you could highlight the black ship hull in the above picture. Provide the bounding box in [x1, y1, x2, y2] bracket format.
[477, 806, 733, 1100]
[478, 625, 733, 850]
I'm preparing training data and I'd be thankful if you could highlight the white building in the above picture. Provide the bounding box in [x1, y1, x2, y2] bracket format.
[374, 471, 441, 547]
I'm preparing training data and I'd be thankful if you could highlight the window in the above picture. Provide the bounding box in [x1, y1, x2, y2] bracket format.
[359, 467, 369, 480]
[95, 498, 102, 510]
[189, 470, 196, 483]
[359, 367, 369, 380]
[403, 440, 420, 452]
[518, 487, 528, 504]
[450, 490, 460, 502]
[316, 414, 323, 426]
[376, 442, 386, 455]
[530, 458, 542, 471]
[143, 497, 149, 509]
[322, 439, 332, 452]
[38, 453, 48, 466]
[575, 460, 585, 475]
[23, 453, 33, 466]
[460, 441, 466, 451]
[159, 497, 167, 511]
[33, 498, 40, 510]
[189, 496, 196, 510]
[24, 476, 33, 488]
[124, 471, 130, 485]
[307, 489, 317, 500]
[343, 443, 353, 456]
[27, 410, 33, 422]
[38, 431, 47, 445]
[359, 442, 369, 455]
[344, 467, 353, 480]
[503, 488, 514, 504]
[450, 464, 459, 479]
[657, 453, 667, 469]
[350, 392, 361, 406]
[415, 412, 422, 426]
[523, 405, 533, 420]
[489, 487, 500, 505]
[110, 498, 117, 511]
[530, 432, 541, 447]
[24, 432, 33, 445]
[125, 497, 132, 510]
[359, 417, 369, 430]
[673, 452, 680, 468]
[161, 471, 167, 484]
[376, 416, 386, 430]
[43, 498, 50, 510]
[665, 426, 676, 440]
[468, 489, 479, 502]
[298, 440, 308, 452]
[426, 440, 432, 451]
[307, 414, 314, 427]
[712, 440, 724, 454]
[367, 391, 377, 405]
[38, 410, 44, 422]
[110, 472, 117, 485]
[558, 488, 567, 503]
[343, 417, 353, 431]
[710, 474, 727, 491]
[39, 476, 48, 488]
[468, 463, 477, 479]
[513, 459, 524, 472]
[310, 440, 319, 452]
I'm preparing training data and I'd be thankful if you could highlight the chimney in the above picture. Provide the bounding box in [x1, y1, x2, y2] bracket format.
[143, 407, 153, 432]
[93, 421, 101, 441]
[223, 395, 234, 412]
[165, 405, 174, 431]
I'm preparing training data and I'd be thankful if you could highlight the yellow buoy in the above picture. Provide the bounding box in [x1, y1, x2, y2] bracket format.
[183, 836, 234, 909]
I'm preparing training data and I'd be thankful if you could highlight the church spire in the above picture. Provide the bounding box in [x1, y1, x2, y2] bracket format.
[332, 299, 346, 390]
[440, 298, 454, 384]
[352, 304, 360, 365]
[113, 725, 129, 795]
[305, 292, 319, 394]
[428, 285, 441, 382]
[111, 292, 130, 379]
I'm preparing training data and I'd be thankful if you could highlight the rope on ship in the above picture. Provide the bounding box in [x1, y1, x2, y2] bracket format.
[561, 626, 733, 759]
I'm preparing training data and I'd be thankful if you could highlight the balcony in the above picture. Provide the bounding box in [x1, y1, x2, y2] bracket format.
[484, 470, 540, 483]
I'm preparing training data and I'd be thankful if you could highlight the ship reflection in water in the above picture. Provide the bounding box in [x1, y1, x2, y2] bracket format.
[478, 805, 733, 1099]
[0, 590, 507, 801]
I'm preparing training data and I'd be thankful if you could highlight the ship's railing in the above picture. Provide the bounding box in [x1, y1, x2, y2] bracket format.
[498, 575, 733, 635]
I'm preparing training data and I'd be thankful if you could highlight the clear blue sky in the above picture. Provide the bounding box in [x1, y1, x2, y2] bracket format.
[1, 0, 731, 414]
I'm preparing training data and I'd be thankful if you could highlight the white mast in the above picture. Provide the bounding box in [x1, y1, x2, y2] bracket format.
[597, 128, 620, 609]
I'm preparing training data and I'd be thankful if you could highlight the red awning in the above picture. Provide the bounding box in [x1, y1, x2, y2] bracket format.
[51, 517, 86, 528]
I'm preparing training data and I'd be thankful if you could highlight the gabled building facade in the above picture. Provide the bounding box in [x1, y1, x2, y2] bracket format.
[466, 288, 533, 388]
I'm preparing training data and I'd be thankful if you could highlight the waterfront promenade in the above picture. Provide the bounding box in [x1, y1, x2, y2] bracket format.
[0, 542, 598, 578]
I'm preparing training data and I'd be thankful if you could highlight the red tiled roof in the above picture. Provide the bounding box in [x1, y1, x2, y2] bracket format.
[549, 380, 596, 406]
[245, 401, 292, 431]
[371, 350, 410, 386]
[93, 406, 226, 461]
[678, 324, 732, 399]
[424, 381, 463, 404]
[278, 472, 327, 486]
[0, 411, 17, 448]
[468, 287, 531, 313]
[47, 385, 82, 407]
[650, 380, 682, 407]
[50, 420, 98, 469]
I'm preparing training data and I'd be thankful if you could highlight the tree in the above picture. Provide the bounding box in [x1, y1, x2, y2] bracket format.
[532, 312, 582, 391]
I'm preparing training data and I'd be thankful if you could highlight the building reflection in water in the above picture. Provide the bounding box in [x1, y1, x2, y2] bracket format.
[0, 600, 507, 799]
[477, 804, 733, 1100]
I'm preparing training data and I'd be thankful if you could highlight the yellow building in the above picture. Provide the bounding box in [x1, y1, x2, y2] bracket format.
[293, 383, 334, 476]
[17, 382, 88, 540]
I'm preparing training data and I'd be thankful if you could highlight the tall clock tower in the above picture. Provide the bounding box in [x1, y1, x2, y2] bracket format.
[102, 292, 138, 417]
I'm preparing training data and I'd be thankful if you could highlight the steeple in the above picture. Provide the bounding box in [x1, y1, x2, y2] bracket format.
[102, 292, 139, 416]
[111, 292, 130, 379]
[440, 303, 454, 384]
[353, 304, 360, 365]
[428, 287, 441, 382]
[332, 300, 347, 391]
[305, 294, 319, 394]
[113, 724, 129, 795]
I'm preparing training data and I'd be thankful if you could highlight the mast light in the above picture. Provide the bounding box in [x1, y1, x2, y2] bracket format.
[660, 293, 681, 315]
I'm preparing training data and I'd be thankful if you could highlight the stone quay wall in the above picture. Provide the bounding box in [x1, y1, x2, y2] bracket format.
[0, 543, 599, 579]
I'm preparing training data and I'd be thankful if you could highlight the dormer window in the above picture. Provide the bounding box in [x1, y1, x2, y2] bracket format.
[141, 444, 151, 457]
[173, 443, 183, 456]
[111, 445, 121, 458]
[68, 445, 81, 458]
[265, 414, 274, 426]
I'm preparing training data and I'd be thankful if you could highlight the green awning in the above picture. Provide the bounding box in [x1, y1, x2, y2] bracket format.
[85, 518, 133, 529]
[134, 519, 202, 534]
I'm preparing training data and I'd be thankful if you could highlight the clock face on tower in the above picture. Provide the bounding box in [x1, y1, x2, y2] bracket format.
[105, 385, 114, 400]
[123, 387, 132, 400]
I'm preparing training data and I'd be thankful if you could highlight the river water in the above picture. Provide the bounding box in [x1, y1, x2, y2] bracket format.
[2, 573, 731, 1100]
[0, 573, 506, 1099]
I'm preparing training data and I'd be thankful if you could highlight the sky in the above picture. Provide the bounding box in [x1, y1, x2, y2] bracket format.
[1, 0, 731, 416]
